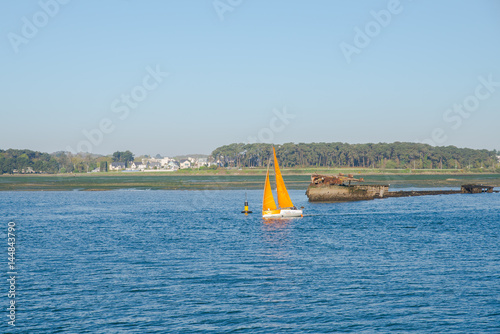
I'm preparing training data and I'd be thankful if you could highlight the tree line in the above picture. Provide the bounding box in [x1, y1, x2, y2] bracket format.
[0, 149, 60, 174]
[1, 143, 498, 174]
[0, 149, 135, 174]
[211, 142, 499, 170]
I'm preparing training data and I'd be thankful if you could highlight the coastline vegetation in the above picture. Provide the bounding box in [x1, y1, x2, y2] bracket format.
[1, 142, 499, 176]
[212, 142, 499, 170]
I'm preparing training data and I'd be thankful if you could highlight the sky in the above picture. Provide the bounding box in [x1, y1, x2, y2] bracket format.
[1, 0, 499, 156]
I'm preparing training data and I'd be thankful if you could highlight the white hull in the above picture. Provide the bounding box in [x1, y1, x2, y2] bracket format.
[263, 209, 303, 218]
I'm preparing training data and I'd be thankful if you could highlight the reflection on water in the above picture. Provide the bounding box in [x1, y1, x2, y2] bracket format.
[261, 219, 292, 258]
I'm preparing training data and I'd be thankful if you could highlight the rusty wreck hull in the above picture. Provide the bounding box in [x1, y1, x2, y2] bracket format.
[306, 184, 497, 202]
[306, 184, 389, 202]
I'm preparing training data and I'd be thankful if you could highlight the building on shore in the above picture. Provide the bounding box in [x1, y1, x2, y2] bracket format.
[109, 162, 126, 171]
[180, 159, 191, 169]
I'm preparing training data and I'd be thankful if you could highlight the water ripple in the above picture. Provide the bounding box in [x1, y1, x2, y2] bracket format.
[0, 190, 498, 333]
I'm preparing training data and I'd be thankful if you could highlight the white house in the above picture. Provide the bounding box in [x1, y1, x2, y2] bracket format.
[130, 161, 144, 170]
[180, 159, 191, 169]
[148, 162, 161, 169]
[109, 162, 126, 171]
[142, 157, 160, 164]
[167, 161, 179, 170]
[160, 157, 170, 166]
[196, 157, 208, 168]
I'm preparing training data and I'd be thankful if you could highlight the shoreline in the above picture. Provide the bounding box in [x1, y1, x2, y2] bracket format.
[1, 169, 499, 178]
[0, 173, 498, 191]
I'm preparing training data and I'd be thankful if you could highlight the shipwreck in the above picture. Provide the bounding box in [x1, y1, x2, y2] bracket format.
[305, 173, 497, 202]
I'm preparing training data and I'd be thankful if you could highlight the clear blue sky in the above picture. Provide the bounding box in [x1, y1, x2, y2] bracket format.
[1, 0, 499, 156]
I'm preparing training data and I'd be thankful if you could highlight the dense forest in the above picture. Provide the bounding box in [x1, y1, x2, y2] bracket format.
[0, 149, 106, 174]
[0, 149, 139, 174]
[212, 142, 499, 170]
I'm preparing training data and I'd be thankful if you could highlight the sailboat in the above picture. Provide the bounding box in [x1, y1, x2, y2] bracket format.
[262, 147, 303, 218]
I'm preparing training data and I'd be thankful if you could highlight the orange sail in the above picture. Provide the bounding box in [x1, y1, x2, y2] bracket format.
[273, 147, 294, 208]
[262, 163, 277, 211]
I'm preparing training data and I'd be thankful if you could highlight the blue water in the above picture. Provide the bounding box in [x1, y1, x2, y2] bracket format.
[1, 190, 499, 333]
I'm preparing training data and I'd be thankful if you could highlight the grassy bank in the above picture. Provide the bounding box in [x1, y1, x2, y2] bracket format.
[3, 167, 498, 178]
[0, 172, 499, 191]
[173, 167, 499, 176]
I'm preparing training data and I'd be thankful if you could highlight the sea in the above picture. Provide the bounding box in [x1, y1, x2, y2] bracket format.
[1, 188, 499, 333]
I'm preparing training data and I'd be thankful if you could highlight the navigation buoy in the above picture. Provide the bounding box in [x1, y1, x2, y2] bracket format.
[241, 193, 252, 214]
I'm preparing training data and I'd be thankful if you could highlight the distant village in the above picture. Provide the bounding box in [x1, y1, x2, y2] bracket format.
[98, 156, 218, 173]
[4, 143, 500, 175]
[3, 148, 228, 175]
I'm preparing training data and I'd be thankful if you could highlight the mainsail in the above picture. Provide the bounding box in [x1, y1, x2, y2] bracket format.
[272, 147, 294, 208]
[262, 162, 277, 211]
